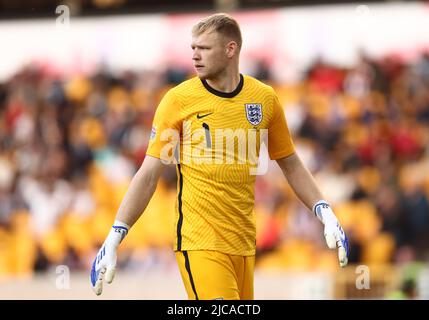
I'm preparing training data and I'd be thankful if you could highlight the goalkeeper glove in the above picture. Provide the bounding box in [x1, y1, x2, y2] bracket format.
[90, 220, 129, 295]
[313, 200, 349, 267]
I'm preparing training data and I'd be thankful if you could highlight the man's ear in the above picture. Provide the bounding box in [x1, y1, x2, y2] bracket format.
[225, 40, 238, 58]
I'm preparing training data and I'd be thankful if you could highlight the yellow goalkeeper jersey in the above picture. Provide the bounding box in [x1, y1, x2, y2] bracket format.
[146, 74, 295, 256]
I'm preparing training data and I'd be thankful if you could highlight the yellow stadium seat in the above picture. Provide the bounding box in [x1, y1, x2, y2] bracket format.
[10, 210, 36, 277]
[124, 179, 175, 250]
[257, 240, 316, 271]
[60, 212, 94, 257]
[0, 227, 13, 279]
[38, 228, 68, 264]
[362, 232, 395, 265]
[88, 164, 116, 208]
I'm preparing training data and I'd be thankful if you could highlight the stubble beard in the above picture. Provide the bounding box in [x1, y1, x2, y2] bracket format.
[197, 64, 226, 81]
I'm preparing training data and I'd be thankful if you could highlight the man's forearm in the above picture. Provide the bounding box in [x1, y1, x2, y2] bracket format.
[115, 158, 163, 227]
[276, 153, 349, 267]
[90, 156, 164, 295]
[278, 153, 324, 211]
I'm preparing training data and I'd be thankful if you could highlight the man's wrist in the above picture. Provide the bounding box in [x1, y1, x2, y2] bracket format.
[112, 220, 130, 231]
[106, 220, 130, 248]
[313, 200, 337, 225]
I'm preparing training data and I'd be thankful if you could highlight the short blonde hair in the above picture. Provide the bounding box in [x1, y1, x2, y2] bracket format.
[192, 13, 242, 48]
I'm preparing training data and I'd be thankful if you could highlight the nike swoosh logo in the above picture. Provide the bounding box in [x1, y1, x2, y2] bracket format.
[197, 112, 213, 119]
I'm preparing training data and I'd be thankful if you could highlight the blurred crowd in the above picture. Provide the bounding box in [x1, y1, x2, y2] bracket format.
[1, 51, 429, 279]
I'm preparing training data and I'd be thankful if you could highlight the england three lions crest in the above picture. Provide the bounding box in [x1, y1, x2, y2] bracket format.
[245, 103, 263, 126]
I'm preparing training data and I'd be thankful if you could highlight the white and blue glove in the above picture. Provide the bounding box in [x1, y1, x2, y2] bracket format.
[314, 200, 349, 267]
[90, 220, 129, 295]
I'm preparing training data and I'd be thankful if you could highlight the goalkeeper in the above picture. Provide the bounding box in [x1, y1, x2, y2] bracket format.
[90, 13, 348, 299]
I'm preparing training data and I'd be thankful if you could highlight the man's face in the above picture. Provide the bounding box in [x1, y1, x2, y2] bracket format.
[191, 31, 229, 80]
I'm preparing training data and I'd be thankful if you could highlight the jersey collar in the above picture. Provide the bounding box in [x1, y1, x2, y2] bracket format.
[201, 74, 244, 98]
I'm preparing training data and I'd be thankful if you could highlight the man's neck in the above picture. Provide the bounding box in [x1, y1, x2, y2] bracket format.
[205, 69, 241, 93]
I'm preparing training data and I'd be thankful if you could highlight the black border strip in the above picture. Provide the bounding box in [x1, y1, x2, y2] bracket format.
[0, 300, 419, 319]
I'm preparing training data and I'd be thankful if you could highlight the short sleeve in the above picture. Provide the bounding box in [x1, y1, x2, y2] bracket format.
[267, 92, 295, 160]
[146, 89, 182, 160]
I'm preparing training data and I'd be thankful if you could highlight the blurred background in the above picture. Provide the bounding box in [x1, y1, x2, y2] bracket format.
[1, 0, 429, 299]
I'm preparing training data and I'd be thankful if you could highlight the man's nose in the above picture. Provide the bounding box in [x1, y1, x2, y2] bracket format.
[192, 50, 200, 61]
